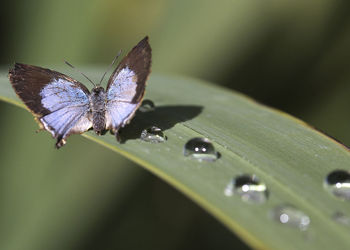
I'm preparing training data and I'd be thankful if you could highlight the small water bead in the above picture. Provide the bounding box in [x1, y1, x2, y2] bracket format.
[140, 126, 167, 143]
[324, 170, 350, 200]
[139, 99, 155, 112]
[332, 212, 350, 226]
[183, 137, 218, 162]
[224, 175, 268, 204]
[271, 205, 310, 231]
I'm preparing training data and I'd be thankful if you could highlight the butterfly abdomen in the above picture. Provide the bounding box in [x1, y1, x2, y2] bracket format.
[90, 86, 106, 135]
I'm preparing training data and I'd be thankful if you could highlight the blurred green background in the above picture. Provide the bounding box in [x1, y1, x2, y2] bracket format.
[0, 0, 349, 249]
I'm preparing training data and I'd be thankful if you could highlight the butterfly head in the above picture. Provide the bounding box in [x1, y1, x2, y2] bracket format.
[91, 86, 105, 95]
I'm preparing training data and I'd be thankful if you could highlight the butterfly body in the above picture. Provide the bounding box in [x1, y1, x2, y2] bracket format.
[9, 37, 151, 148]
[89, 86, 107, 135]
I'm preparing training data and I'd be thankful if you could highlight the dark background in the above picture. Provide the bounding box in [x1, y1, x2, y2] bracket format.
[0, 0, 349, 249]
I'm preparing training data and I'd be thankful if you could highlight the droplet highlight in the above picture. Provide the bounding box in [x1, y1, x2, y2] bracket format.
[183, 137, 218, 162]
[139, 99, 155, 112]
[271, 204, 310, 231]
[224, 175, 268, 204]
[324, 170, 350, 200]
[140, 126, 166, 143]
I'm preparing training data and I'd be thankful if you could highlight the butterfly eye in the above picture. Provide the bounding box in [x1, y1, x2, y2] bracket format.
[92, 87, 104, 94]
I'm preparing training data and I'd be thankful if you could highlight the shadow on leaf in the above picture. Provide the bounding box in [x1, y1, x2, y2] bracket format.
[119, 104, 203, 142]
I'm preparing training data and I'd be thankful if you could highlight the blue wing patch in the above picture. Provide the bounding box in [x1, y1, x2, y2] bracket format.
[106, 67, 138, 102]
[106, 101, 138, 130]
[40, 79, 90, 111]
[39, 79, 92, 147]
[105, 67, 140, 131]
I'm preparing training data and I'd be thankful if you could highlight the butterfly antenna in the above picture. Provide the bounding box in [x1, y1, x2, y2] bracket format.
[64, 60, 96, 87]
[98, 50, 122, 86]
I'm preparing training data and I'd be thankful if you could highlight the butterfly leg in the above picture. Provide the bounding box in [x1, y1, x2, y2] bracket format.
[55, 137, 66, 149]
[115, 131, 121, 142]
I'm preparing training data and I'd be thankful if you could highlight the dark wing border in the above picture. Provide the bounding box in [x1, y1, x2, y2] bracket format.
[8, 63, 90, 118]
[106, 36, 152, 104]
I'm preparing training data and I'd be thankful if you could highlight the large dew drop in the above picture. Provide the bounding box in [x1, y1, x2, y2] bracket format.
[271, 204, 310, 231]
[224, 174, 268, 204]
[183, 137, 218, 162]
[324, 170, 350, 200]
[140, 126, 167, 143]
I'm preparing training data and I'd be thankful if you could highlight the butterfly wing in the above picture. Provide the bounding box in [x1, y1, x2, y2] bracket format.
[9, 63, 92, 148]
[105, 36, 152, 138]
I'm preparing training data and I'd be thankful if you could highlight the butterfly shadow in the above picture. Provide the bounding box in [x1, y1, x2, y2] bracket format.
[118, 104, 203, 142]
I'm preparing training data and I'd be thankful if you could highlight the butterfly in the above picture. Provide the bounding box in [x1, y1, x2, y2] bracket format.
[8, 36, 152, 148]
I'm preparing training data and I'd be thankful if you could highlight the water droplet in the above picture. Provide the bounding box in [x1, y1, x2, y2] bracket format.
[271, 205, 310, 231]
[332, 211, 350, 226]
[139, 99, 155, 112]
[140, 126, 166, 143]
[224, 175, 268, 204]
[183, 137, 218, 162]
[324, 170, 350, 200]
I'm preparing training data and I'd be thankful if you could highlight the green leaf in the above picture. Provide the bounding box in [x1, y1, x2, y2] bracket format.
[1, 68, 350, 250]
